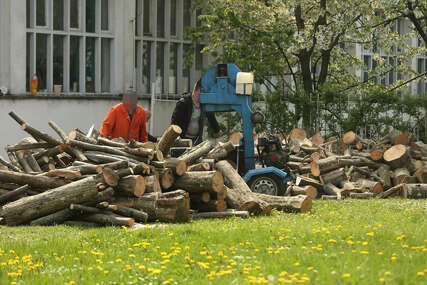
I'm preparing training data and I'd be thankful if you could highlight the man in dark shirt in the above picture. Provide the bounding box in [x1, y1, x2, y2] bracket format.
[171, 80, 221, 145]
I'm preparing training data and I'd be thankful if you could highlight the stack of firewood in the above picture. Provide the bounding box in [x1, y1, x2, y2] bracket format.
[0, 112, 312, 227]
[283, 128, 427, 200]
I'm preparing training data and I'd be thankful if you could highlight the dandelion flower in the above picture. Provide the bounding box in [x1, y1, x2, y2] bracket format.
[342, 273, 351, 278]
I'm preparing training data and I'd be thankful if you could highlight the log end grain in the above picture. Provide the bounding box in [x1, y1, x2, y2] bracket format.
[370, 149, 383, 161]
[310, 161, 321, 177]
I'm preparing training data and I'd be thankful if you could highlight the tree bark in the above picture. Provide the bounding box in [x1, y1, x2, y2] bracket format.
[156, 168, 175, 190]
[187, 162, 211, 172]
[144, 174, 162, 193]
[357, 179, 383, 195]
[350, 192, 374, 199]
[0, 185, 30, 205]
[216, 160, 271, 214]
[320, 168, 348, 186]
[403, 184, 427, 199]
[179, 140, 214, 163]
[158, 125, 182, 156]
[376, 164, 392, 188]
[206, 141, 235, 160]
[29, 209, 75, 226]
[82, 213, 135, 227]
[114, 175, 145, 197]
[164, 158, 187, 176]
[288, 185, 317, 199]
[174, 171, 224, 194]
[323, 183, 342, 199]
[0, 169, 67, 189]
[191, 210, 249, 220]
[113, 193, 159, 218]
[254, 193, 312, 213]
[112, 205, 148, 223]
[192, 200, 227, 212]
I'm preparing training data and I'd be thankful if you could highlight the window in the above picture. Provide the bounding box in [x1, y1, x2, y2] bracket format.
[143, 41, 152, 93]
[183, 44, 192, 93]
[70, 0, 79, 29]
[143, 0, 152, 35]
[156, 43, 165, 95]
[169, 43, 178, 94]
[170, 0, 177, 37]
[183, 0, 191, 37]
[157, 0, 165, 38]
[136, 0, 142, 36]
[27, 0, 113, 94]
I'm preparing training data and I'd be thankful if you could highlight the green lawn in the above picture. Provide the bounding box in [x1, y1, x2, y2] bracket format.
[0, 199, 426, 285]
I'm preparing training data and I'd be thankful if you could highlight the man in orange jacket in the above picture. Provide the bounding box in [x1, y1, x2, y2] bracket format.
[100, 92, 150, 142]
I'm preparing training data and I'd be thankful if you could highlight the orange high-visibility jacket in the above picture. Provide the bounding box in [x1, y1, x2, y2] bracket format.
[100, 103, 148, 142]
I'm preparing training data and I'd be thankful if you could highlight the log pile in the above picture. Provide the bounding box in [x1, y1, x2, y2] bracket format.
[284, 128, 427, 200]
[0, 112, 312, 227]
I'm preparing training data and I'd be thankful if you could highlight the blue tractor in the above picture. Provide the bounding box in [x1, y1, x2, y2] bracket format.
[199, 64, 293, 196]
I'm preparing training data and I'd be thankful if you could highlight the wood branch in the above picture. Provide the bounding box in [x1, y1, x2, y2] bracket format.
[197, 159, 215, 169]
[191, 210, 249, 220]
[144, 174, 162, 193]
[122, 146, 154, 159]
[323, 183, 342, 199]
[113, 205, 148, 223]
[321, 195, 338, 200]
[158, 125, 182, 156]
[0, 185, 30, 205]
[216, 160, 271, 214]
[380, 130, 401, 145]
[0, 175, 103, 225]
[113, 193, 159, 218]
[8, 111, 26, 126]
[0, 169, 67, 189]
[402, 184, 427, 199]
[5, 142, 51, 152]
[6, 152, 22, 172]
[42, 169, 82, 179]
[350, 192, 373, 199]
[97, 137, 127, 148]
[16, 151, 33, 173]
[174, 171, 224, 194]
[34, 144, 69, 160]
[69, 204, 106, 215]
[115, 168, 134, 178]
[187, 162, 210, 171]
[206, 141, 235, 160]
[0, 155, 21, 172]
[29, 209, 75, 226]
[69, 130, 98, 145]
[21, 123, 61, 146]
[82, 213, 135, 227]
[253, 194, 312, 213]
[156, 168, 175, 190]
[343, 131, 368, 145]
[172, 138, 192, 148]
[179, 140, 214, 163]
[114, 175, 145, 197]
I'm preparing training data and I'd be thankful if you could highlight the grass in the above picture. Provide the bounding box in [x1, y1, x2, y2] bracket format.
[0, 199, 426, 285]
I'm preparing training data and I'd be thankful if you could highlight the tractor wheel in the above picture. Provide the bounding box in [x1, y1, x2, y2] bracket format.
[247, 174, 285, 196]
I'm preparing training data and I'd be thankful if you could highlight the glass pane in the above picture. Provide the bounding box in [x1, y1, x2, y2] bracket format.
[135, 0, 141, 36]
[36, 0, 46, 26]
[53, 0, 64, 30]
[53, 36, 64, 86]
[101, 0, 109, 30]
[196, 9, 202, 27]
[183, 0, 191, 37]
[183, 44, 191, 93]
[170, 0, 176, 36]
[143, 0, 151, 35]
[101, 38, 110, 92]
[169, 43, 178, 94]
[195, 44, 204, 80]
[70, 0, 79, 29]
[70, 36, 80, 92]
[26, 0, 31, 28]
[85, 38, 96, 92]
[26, 34, 31, 91]
[157, 0, 165, 37]
[36, 34, 47, 91]
[86, 0, 96, 33]
[156, 43, 164, 95]
[143, 41, 151, 93]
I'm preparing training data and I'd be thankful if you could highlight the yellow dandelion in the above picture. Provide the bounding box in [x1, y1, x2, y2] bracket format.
[378, 252, 384, 256]
[360, 251, 369, 255]
[417, 272, 425, 276]
[391, 256, 398, 261]
[307, 267, 314, 271]
[366, 232, 374, 237]
[342, 273, 351, 278]
[294, 262, 300, 266]
[328, 239, 337, 243]
[385, 272, 391, 275]
[379, 277, 385, 282]
[69, 281, 76, 285]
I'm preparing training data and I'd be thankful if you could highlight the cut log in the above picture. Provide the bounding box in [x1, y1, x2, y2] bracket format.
[0, 185, 30, 205]
[414, 167, 427, 183]
[189, 192, 211, 204]
[206, 141, 235, 160]
[310, 156, 340, 176]
[133, 162, 152, 175]
[380, 130, 401, 145]
[300, 146, 319, 154]
[357, 179, 383, 195]
[97, 137, 127, 148]
[383, 144, 410, 169]
[113, 193, 159, 218]
[192, 200, 227, 212]
[376, 183, 405, 198]
[158, 125, 182, 156]
[34, 144, 69, 160]
[115, 168, 134, 178]
[192, 210, 249, 220]
[288, 185, 317, 199]
[156, 168, 175, 190]
[29, 209, 75, 226]
[164, 158, 187, 176]
[321, 195, 338, 200]
[144, 174, 162, 193]
[198, 159, 216, 170]
[174, 171, 224, 194]
[114, 175, 145, 197]
[113, 205, 148, 223]
[323, 183, 342, 199]
[179, 140, 214, 163]
[122, 146, 154, 159]
[320, 168, 348, 186]
[392, 168, 410, 185]
[83, 213, 135, 227]
[295, 175, 323, 191]
[0, 155, 21, 172]
[350, 192, 374, 199]
[21, 123, 61, 146]
[42, 169, 82, 179]
[376, 164, 392, 188]
[101, 167, 120, 187]
[187, 162, 211, 172]
[0, 169, 67, 189]
[287, 161, 303, 171]
[402, 184, 427, 199]
[289, 128, 306, 141]
[343, 131, 366, 145]
[310, 131, 324, 146]
[68, 130, 98, 145]
[70, 204, 106, 214]
[172, 138, 193, 148]
[0, 175, 102, 225]
[216, 160, 271, 214]
[254, 194, 312, 213]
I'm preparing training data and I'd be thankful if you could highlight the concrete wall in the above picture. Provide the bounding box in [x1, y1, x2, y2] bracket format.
[0, 0, 11, 89]
[0, 97, 177, 158]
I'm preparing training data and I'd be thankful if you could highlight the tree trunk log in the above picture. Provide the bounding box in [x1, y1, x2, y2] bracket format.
[392, 168, 410, 185]
[350, 192, 373, 199]
[357, 179, 383, 195]
[112, 205, 148, 223]
[295, 175, 323, 191]
[376, 164, 392, 188]
[156, 168, 175, 190]
[320, 168, 348, 186]
[376, 183, 405, 198]
[321, 195, 338, 200]
[133, 162, 152, 175]
[187, 162, 211, 172]
[192, 200, 227, 212]
[254, 194, 312, 213]
[0, 169, 67, 189]
[42, 169, 82, 179]
[158, 125, 182, 156]
[191, 210, 249, 220]
[21, 123, 61, 146]
[164, 158, 187, 176]
[383, 144, 410, 169]
[29, 209, 75, 226]
[323, 183, 342, 199]
[179, 140, 214, 163]
[403, 184, 427, 199]
[113, 193, 159, 218]
[189, 192, 211, 204]
[68, 130, 98, 145]
[0, 175, 102, 225]
[69, 140, 145, 162]
[83, 213, 135, 227]
[288, 185, 317, 199]
[216, 160, 271, 214]
[174, 171, 224, 194]
[0, 185, 30, 205]
[206, 141, 235, 160]
[144, 174, 162, 193]
[114, 175, 145, 197]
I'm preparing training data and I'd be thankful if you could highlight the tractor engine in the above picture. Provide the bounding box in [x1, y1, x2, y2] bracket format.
[257, 135, 290, 172]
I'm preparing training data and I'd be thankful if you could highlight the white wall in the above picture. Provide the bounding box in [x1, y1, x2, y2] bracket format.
[0, 97, 177, 158]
